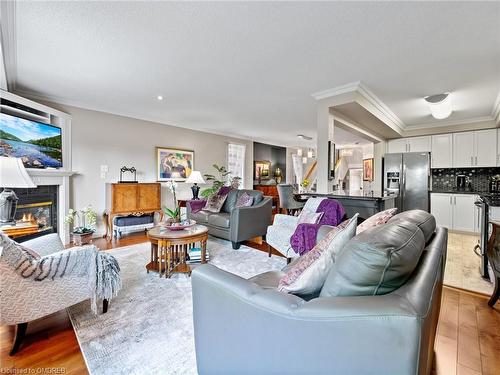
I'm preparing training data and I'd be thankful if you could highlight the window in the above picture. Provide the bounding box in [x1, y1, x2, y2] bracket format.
[227, 143, 246, 188]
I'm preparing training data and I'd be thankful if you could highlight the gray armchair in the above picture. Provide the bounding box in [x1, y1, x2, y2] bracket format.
[192, 226, 447, 375]
[277, 184, 304, 214]
[187, 189, 273, 249]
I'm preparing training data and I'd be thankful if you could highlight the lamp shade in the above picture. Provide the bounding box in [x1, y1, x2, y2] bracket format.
[0, 157, 37, 188]
[185, 171, 205, 184]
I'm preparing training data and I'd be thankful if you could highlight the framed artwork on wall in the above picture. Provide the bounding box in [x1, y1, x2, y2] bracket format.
[254, 160, 271, 180]
[363, 158, 374, 182]
[156, 147, 194, 181]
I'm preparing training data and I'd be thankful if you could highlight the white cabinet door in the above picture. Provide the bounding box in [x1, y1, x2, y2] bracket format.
[387, 139, 408, 153]
[453, 194, 476, 232]
[431, 134, 453, 168]
[407, 136, 431, 152]
[474, 129, 497, 167]
[431, 194, 453, 229]
[453, 132, 474, 168]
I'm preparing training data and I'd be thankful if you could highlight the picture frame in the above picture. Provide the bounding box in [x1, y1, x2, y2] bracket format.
[363, 158, 374, 182]
[156, 147, 194, 181]
[254, 160, 271, 180]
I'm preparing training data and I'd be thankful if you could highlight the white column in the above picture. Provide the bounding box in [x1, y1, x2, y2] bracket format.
[316, 103, 332, 193]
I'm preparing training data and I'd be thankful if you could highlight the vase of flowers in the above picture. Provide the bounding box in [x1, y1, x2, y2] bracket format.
[300, 178, 310, 193]
[162, 180, 181, 223]
[65, 206, 97, 245]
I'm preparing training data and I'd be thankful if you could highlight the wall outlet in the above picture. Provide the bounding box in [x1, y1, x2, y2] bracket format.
[100, 165, 109, 172]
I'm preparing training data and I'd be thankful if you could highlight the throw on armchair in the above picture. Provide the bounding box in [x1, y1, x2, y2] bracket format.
[0, 233, 121, 355]
[267, 197, 344, 259]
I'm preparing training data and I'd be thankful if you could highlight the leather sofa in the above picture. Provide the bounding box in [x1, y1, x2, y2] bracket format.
[187, 189, 272, 249]
[192, 211, 447, 375]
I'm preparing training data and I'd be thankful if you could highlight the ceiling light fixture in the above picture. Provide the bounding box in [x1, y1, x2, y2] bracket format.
[297, 148, 303, 157]
[297, 134, 313, 141]
[302, 157, 308, 164]
[157, 95, 164, 101]
[424, 92, 452, 120]
[307, 149, 313, 158]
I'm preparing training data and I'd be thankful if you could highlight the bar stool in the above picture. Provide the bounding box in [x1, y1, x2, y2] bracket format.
[486, 220, 500, 307]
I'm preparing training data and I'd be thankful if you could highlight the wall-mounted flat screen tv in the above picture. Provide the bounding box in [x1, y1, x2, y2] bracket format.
[0, 112, 63, 168]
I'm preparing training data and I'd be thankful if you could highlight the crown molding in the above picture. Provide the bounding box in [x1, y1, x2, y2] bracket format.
[311, 81, 362, 100]
[493, 90, 500, 125]
[404, 116, 495, 131]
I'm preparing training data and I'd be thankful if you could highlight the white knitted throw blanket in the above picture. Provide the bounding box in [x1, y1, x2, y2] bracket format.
[0, 233, 121, 313]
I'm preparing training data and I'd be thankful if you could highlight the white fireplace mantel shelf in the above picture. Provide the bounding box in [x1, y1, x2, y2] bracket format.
[27, 169, 76, 177]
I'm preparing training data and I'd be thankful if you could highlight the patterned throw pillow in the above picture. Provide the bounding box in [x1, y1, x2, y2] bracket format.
[0, 232, 41, 262]
[278, 214, 358, 295]
[235, 192, 254, 208]
[356, 208, 398, 235]
[204, 193, 228, 213]
[297, 211, 324, 224]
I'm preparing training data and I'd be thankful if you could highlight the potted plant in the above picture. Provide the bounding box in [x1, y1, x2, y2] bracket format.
[162, 180, 181, 223]
[65, 206, 97, 245]
[300, 178, 310, 193]
[201, 164, 241, 198]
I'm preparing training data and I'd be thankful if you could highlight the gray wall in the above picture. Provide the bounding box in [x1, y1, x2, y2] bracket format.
[253, 142, 286, 182]
[43, 103, 253, 236]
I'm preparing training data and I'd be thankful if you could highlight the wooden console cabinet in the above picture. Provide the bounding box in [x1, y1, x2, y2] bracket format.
[105, 183, 161, 238]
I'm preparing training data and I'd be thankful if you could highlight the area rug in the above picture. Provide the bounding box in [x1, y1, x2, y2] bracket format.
[67, 238, 286, 375]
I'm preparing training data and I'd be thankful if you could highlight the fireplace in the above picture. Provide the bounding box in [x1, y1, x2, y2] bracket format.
[12, 185, 58, 242]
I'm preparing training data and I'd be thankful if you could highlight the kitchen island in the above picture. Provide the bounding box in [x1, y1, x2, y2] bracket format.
[301, 190, 397, 220]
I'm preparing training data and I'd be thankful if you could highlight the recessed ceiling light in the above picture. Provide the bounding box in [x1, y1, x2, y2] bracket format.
[425, 92, 452, 119]
[297, 134, 313, 140]
[157, 95, 164, 101]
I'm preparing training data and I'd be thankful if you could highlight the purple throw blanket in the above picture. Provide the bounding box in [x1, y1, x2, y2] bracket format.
[188, 199, 207, 213]
[290, 199, 345, 255]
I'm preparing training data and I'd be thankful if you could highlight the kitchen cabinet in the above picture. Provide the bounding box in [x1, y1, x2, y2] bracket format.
[431, 193, 476, 233]
[453, 132, 474, 167]
[431, 134, 453, 168]
[387, 136, 431, 153]
[387, 138, 408, 153]
[452, 129, 497, 168]
[473, 195, 481, 234]
[474, 129, 497, 167]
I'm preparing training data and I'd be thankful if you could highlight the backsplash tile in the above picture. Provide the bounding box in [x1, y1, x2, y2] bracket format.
[431, 168, 500, 192]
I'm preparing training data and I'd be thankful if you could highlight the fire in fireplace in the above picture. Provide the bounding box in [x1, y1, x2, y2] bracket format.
[12, 185, 58, 242]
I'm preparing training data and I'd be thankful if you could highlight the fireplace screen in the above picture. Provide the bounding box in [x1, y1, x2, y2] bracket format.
[15, 201, 55, 235]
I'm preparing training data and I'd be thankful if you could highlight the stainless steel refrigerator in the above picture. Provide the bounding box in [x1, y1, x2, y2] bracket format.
[383, 152, 430, 212]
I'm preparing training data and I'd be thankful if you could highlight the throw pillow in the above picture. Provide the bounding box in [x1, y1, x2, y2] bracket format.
[0, 232, 41, 263]
[204, 193, 228, 213]
[320, 220, 425, 297]
[235, 192, 254, 208]
[297, 211, 324, 225]
[356, 207, 398, 234]
[278, 214, 358, 295]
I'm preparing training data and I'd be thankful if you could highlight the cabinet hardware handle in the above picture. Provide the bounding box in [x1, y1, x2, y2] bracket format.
[475, 156, 477, 165]
[470, 156, 473, 166]
[449, 196, 452, 205]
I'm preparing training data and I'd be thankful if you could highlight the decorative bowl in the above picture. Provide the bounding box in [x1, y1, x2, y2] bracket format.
[162, 219, 196, 231]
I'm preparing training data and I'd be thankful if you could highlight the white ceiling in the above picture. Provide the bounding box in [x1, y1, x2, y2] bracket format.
[7, 1, 500, 146]
[333, 126, 372, 148]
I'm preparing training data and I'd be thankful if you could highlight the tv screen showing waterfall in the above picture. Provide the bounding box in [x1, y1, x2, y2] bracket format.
[0, 112, 63, 168]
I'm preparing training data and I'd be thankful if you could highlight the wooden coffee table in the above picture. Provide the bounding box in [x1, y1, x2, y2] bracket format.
[147, 224, 208, 278]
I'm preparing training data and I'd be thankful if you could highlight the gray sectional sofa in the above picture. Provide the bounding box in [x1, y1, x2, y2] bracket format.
[187, 189, 273, 249]
[192, 210, 447, 375]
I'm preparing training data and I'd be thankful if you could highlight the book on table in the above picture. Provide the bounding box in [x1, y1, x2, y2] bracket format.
[187, 247, 209, 263]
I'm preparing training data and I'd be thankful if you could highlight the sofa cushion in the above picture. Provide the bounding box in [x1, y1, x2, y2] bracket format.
[388, 209, 436, 243]
[278, 214, 358, 296]
[208, 212, 230, 228]
[356, 208, 398, 234]
[320, 220, 425, 297]
[235, 192, 254, 208]
[189, 210, 211, 224]
[204, 193, 228, 213]
[239, 190, 263, 205]
[221, 189, 239, 213]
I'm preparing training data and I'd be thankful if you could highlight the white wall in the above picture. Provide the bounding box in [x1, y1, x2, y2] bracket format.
[44, 103, 253, 236]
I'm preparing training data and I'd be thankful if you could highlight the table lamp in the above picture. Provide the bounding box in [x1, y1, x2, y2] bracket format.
[0, 157, 37, 225]
[185, 171, 205, 200]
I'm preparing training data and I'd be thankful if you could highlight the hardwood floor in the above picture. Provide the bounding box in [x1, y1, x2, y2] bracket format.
[2, 233, 499, 374]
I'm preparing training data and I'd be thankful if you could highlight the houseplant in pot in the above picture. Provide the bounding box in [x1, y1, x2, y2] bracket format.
[65, 205, 97, 245]
[162, 180, 181, 223]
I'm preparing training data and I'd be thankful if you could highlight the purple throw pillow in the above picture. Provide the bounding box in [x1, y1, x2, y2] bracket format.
[235, 192, 254, 208]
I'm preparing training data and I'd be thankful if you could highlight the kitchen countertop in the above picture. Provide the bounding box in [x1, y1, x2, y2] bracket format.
[301, 190, 397, 201]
